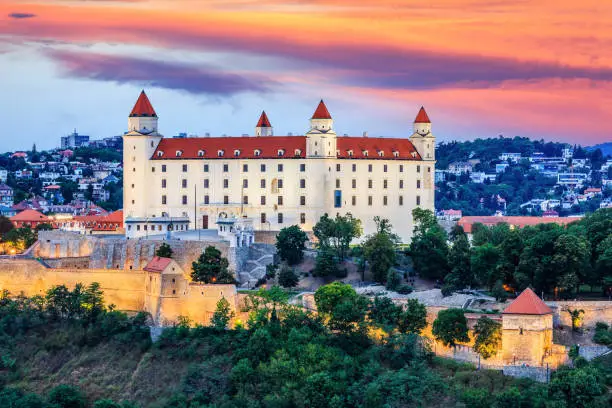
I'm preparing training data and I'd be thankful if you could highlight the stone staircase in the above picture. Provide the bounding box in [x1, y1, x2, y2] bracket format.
[238, 243, 276, 288]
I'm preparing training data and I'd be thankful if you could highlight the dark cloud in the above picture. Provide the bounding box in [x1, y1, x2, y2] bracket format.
[8, 12, 37, 19]
[47, 50, 276, 95]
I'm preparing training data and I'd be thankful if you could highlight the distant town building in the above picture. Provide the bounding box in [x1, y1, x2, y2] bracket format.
[10, 209, 50, 228]
[437, 209, 462, 221]
[499, 152, 522, 163]
[457, 215, 578, 236]
[0, 183, 13, 206]
[61, 130, 90, 149]
[495, 163, 509, 173]
[0, 169, 7, 183]
[557, 173, 588, 186]
[448, 161, 472, 175]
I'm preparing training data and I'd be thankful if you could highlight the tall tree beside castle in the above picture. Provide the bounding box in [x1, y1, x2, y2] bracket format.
[191, 246, 235, 284]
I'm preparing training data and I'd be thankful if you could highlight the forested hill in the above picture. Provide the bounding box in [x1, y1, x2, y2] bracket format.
[435, 136, 604, 170]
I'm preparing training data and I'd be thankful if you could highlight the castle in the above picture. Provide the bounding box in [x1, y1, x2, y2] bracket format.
[123, 92, 436, 242]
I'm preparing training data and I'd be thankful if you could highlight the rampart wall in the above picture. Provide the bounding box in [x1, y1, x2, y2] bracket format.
[548, 301, 612, 328]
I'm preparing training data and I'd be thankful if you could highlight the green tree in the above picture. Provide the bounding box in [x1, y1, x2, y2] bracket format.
[278, 266, 299, 288]
[314, 282, 369, 334]
[191, 246, 235, 284]
[313, 213, 362, 260]
[155, 242, 173, 258]
[3, 226, 37, 251]
[446, 225, 472, 289]
[0, 215, 14, 237]
[386, 269, 401, 291]
[432, 308, 469, 348]
[48, 384, 87, 408]
[211, 297, 234, 330]
[492, 280, 508, 302]
[397, 299, 427, 334]
[363, 217, 399, 283]
[566, 308, 585, 332]
[552, 234, 590, 296]
[368, 296, 401, 332]
[313, 247, 340, 277]
[471, 243, 501, 290]
[410, 209, 449, 280]
[473, 316, 502, 359]
[275, 225, 308, 265]
[548, 365, 607, 408]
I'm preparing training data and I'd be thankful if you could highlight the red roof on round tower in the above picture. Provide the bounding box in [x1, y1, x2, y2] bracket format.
[414, 106, 431, 123]
[130, 91, 157, 118]
[256, 111, 272, 128]
[503, 288, 552, 315]
[312, 100, 332, 119]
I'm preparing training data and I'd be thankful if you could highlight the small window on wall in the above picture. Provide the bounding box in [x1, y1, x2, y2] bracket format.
[368, 196, 373, 206]
[223, 164, 229, 172]
[334, 190, 342, 208]
[416, 195, 421, 206]
[300, 179, 306, 188]
[352, 179, 356, 189]
[300, 213, 306, 224]
[243, 164, 248, 172]
[399, 180, 404, 189]
[417, 180, 421, 189]
[204, 195, 209, 204]
[182, 164, 188, 172]
[261, 164, 266, 172]
[162, 165, 167, 172]
[399, 196, 403, 206]
[278, 213, 283, 224]
[399, 165, 404, 172]
[383, 196, 388, 206]
[352, 164, 357, 172]
[352, 196, 356, 206]
[204, 164, 209, 172]
[162, 195, 167, 205]
[261, 213, 266, 223]
[261, 195, 266, 205]
[300, 196, 306, 206]
[417, 165, 421, 173]
[300, 163, 306, 172]
[368, 164, 373, 172]
[336, 164, 341, 172]
[182, 196, 187, 205]
[224, 196, 229, 204]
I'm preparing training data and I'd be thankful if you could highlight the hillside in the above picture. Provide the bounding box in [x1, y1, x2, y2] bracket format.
[588, 142, 612, 157]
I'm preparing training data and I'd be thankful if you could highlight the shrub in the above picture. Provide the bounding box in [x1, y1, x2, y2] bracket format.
[278, 266, 299, 288]
[396, 285, 413, 295]
[48, 385, 87, 408]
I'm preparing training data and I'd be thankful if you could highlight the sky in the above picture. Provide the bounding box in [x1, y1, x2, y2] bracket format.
[1, 0, 612, 151]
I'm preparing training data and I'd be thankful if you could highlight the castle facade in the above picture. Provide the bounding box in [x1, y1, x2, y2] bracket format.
[123, 92, 436, 242]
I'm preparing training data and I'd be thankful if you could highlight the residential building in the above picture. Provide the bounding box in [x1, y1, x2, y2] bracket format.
[61, 130, 90, 149]
[499, 152, 522, 163]
[0, 169, 7, 183]
[448, 161, 472, 175]
[123, 91, 436, 242]
[495, 163, 509, 173]
[0, 183, 13, 206]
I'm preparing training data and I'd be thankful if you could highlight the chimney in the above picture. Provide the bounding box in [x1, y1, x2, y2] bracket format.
[363, 131, 368, 137]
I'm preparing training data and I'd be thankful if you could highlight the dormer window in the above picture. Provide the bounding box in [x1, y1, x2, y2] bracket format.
[175, 150, 183, 157]
[277, 149, 285, 157]
[254, 149, 261, 157]
[157, 151, 164, 157]
[378, 151, 384, 157]
[234, 149, 241, 157]
[218, 150, 224, 157]
[411, 152, 417, 158]
[336, 150, 340, 156]
[197, 150, 205, 157]
[363, 150, 369, 157]
[294, 149, 302, 156]
[347, 150, 354, 157]
[393, 151, 400, 158]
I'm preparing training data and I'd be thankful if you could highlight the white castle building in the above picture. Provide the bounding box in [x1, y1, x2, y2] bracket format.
[123, 91, 435, 242]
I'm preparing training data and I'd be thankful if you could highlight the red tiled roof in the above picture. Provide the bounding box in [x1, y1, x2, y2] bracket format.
[256, 111, 271, 128]
[143, 256, 172, 272]
[414, 107, 431, 123]
[104, 210, 123, 223]
[503, 288, 552, 315]
[312, 100, 332, 119]
[10, 209, 49, 222]
[457, 216, 578, 234]
[151, 136, 422, 160]
[130, 91, 157, 118]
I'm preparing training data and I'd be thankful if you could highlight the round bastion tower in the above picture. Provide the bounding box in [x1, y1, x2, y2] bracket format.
[123, 91, 163, 222]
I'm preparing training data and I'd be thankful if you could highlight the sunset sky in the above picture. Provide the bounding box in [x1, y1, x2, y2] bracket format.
[1, 0, 611, 150]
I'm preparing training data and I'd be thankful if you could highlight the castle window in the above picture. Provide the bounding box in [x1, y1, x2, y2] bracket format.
[182, 164, 188, 172]
[278, 164, 283, 172]
[261, 195, 266, 205]
[399, 180, 404, 189]
[383, 196, 388, 206]
[151, 141, 154, 147]
[352, 179, 356, 189]
[417, 180, 421, 189]
[383, 179, 388, 189]
[393, 151, 399, 158]
[399, 196, 403, 206]
[368, 164, 373, 172]
[336, 164, 341, 172]
[278, 213, 283, 224]
[300, 163, 306, 172]
[182, 195, 187, 205]
[218, 150, 224, 157]
[204, 164, 209, 172]
[234, 149, 241, 157]
[368, 196, 372, 206]
[204, 179, 209, 188]
[368, 180, 373, 189]
[417, 165, 421, 173]
[278, 179, 283, 189]
[520, 328, 523, 335]
[363, 150, 369, 157]
[224, 179, 229, 188]
[261, 213, 266, 223]
[261, 164, 266, 172]
[157, 151, 164, 157]
[198, 150, 205, 157]
[300, 179, 306, 188]
[300, 196, 306, 206]
[428, 166, 431, 172]
[243, 179, 248, 188]
[384, 164, 388, 172]
[300, 213, 306, 224]
[224, 196, 229, 204]
[162, 179, 167, 188]
[204, 195, 209, 204]
[348, 150, 353, 157]
[294, 149, 302, 156]
[182, 179, 187, 188]
[254, 149, 261, 157]
[352, 164, 357, 172]
[162, 195, 167, 205]
[278, 196, 283, 205]
[336, 179, 340, 188]
[223, 164, 229, 172]
[277, 149, 285, 157]
[416, 195, 421, 206]
[411, 152, 417, 158]
[176, 150, 183, 157]
[243, 196, 249, 205]
[243, 164, 248, 173]
[352, 196, 356, 206]
[152, 167, 155, 172]
[399, 165, 404, 172]
[378, 151, 384, 157]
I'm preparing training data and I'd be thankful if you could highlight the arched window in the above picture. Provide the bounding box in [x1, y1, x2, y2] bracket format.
[378, 150, 384, 157]
[294, 149, 301, 156]
[254, 149, 261, 157]
[234, 149, 241, 157]
[157, 151, 164, 157]
[197, 150, 205, 157]
[217, 150, 224, 157]
[411, 152, 417, 158]
[277, 149, 285, 157]
[363, 150, 369, 157]
[175, 150, 183, 157]
[393, 151, 400, 158]
[347, 150, 353, 157]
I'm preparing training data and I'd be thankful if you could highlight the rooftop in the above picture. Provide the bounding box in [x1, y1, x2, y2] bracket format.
[503, 288, 552, 315]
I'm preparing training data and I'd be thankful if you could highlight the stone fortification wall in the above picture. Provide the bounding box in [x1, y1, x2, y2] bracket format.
[548, 301, 612, 328]
[0, 259, 145, 311]
[37, 231, 94, 258]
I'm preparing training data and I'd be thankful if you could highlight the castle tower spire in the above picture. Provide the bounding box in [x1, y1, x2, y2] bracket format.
[409, 106, 435, 160]
[306, 99, 336, 157]
[309, 99, 334, 132]
[255, 111, 273, 136]
[128, 90, 158, 134]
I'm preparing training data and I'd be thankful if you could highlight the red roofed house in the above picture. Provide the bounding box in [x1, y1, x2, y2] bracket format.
[10, 209, 51, 228]
[458, 215, 578, 237]
[57, 210, 124, 235]
[143, 256, 185, 307]
[123, 92, 436, 243]
[501, 288, 554, 366]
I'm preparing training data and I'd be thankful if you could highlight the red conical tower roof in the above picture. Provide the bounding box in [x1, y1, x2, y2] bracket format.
[503, 288, 552, 315]
[414, 106, 430, 123]
[312, 99, 332, 119]
[130, 90, 157, 117]
[256, 111, 271, 128]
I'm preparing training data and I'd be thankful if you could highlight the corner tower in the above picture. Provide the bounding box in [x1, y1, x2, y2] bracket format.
[255, 111, 273, 136]
[409, 107, 435, 160]
[306, 100, 336, 157]
[123, 91, 163, 223]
